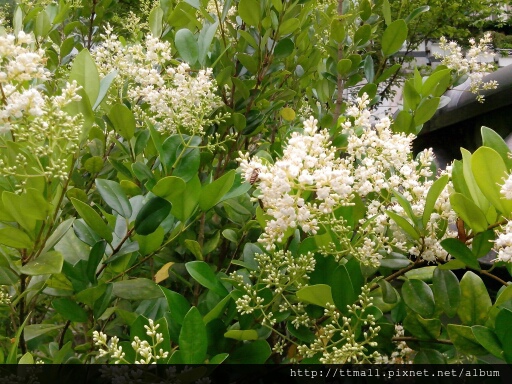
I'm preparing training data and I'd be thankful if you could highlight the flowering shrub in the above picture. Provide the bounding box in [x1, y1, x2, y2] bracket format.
[0, 0, 512, 369]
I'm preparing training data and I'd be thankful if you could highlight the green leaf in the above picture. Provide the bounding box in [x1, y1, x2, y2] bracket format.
[354, 24, 371, 47]
[84, 156, 103, 173]
[296, 284, 334, 308]
[363, 55, 374, 83]
[472, 146, 512, 215]
[337, 59, 352, 76]
[472, 230, 495, 258]
[108, 103, 136, 140]
[198, 20, 219, 66]
[381, 19, 407, 56]
[203, 294, 231, 324]
[69, 49, 100, 105]
[440, 238, 481, 271]
[421, 69, 451, 97]
[175, 29, 199, 64]
[71, 198, 113, 242]
[35, 10, 51, 37]
[238, 0, 261, 27]
[392, 110, 413, 134]
[184, 239, 203, 260]
[432, 268, 460, 317]
[382, 0, 391, 25]
[161, 287, 190, 325]
[24, 324, 63, 341]
[224, 329, 258, 341]
[403, 79, 421, 110]
[171, 175, 201, 221]
[401, 279, 435, 318]
[461, 148, 489, 212]
[403, 312, 441, 339]
[449, 193, 488, 233]
[472, 326, 503, 359]
[199, 170, 236, 211]
[112, 278, 163, 300]
[185, 261, 229, 297]
[279, 18, 300, 35]
[93, 70, 117, 110]
[413, 349, 446, 364]
[458, 271, 492, 326]
[52, 298, 88, 322]
[274, 38, 294, 59]
[331, 19, 346, 43]
[19, 352, 34, 364]
[447, 324, 488, 355]
[386, 210, 420, 240]
[20, 251, 63, 275]
[405, 5, 430, 23]
[228, 340, 271, 364]
[95, 179, 132, 218]
[422, 174, 448, 227]
[152, 176, 186, 202]
[149, 6, 164, 37]
[481, 126, 512, 169]
[375, 63, 401, 84]
[180, 307, 207, 364]
[414, 97, 440, 126]
[0, 227, 33, 249]
[134, 196, 172, 235]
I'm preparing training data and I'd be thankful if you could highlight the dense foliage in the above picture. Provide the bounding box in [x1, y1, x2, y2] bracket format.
[1, 0, 512, 366]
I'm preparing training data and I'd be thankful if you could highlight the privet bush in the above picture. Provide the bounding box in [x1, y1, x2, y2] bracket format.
[0, 0, 511, 366]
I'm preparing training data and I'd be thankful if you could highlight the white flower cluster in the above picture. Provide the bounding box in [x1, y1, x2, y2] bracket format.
[239, 116, 354, 249]
[501, 172, 512, 200]
[0, 30, 49, 130]
[297, 285, 382, 364]
[435, 33, 498, 103]
[232, 249, 316, 328]
[93, 319, 169, 364]
[375, 324, 414, 364]
[342, 95, 456, 263]
[92, 26, 222, 136]
[493, 220, 512, 263]
[0, 28, 83, 183]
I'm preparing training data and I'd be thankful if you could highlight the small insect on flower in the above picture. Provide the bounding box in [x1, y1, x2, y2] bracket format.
[249, 168, 260, 185]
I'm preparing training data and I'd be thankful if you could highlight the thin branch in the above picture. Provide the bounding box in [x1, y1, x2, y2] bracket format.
[392, 336, 453, 345]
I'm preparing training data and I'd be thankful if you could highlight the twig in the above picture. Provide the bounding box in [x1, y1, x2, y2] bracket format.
[392, 336, 453, 345]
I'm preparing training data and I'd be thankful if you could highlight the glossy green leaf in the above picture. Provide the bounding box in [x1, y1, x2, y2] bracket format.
[472, 230, 495, 258]
[386, 210, 420, 240]
[224, 329, 258, 341]
[422, 174, 448, 227]
[382, 0, 391, 25]
[375, 63, 401, 84]
[185, 261, 229, 297]
[203, 294, 231, 324]
[198, 20, 219, 66]
[461, 148, 489, 211]
[134, 196, 171, 235]
[296, 284, 334, 308]
[175, 29, 198, 64]
[95, 179, 132, 218]
[274, 38, 294, 58]
[440, 238, 481, 270]
[458, 271, 491, 326]
[180, 307, 207, 364]
[20, 251, 63, 275]
[405, 5, 430, 23]
[337, 59, 352, 76]
[71, 198, 113, 242]
[52, 298, 88, 322]
[112, 278, 163, 300]
[152, 176, 186, 202]
[184, 239, 203, 260]
[401, 279, 435, 318]
[161, 287, 191, 325]
[228, 340, 271, 364]
[403, 312, 441, 339]
[414, 97, 440, 126]
[24, 324, 63, 341]
[171, 175, 201, 221]
[472, 146, 512, 215]
[472, 325, 503, 359]
[0, 226, 33, 249]
[354, 24, 371, 47]
[447, 324, 488, 355]
[432, 268, 460, 317]
[199, 170, 236, 211]
[69, 49, 100, 105]
[449, 193, 488, 233]
[481, 126, 512, 169]
[381, 19, 407, 56]
[238, 0, 261, 27]
[93, 70, 117, 110]
[108, 103, 136, 140]
[421, 69, 451, 97]
[149, 6, 164, 37]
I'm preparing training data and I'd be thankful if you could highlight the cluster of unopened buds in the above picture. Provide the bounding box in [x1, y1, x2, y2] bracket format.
[93, 319, 169, 364]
